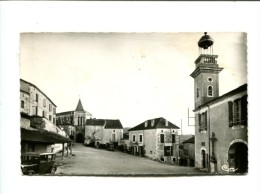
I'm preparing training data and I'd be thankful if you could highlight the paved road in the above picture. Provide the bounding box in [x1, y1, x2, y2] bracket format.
[55, 143, 207, 176]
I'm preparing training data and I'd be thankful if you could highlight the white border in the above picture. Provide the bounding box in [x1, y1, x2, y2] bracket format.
[0, 2, 259, 194]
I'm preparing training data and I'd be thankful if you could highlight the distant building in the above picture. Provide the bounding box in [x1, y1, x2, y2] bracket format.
[128, 117, 180, 165]
[84, 119, 124, 147]
[179, 136, 195, 167]
[20, 79, 71, 154]
[190, 33, 248, 174]
[56, 99, 92, 142]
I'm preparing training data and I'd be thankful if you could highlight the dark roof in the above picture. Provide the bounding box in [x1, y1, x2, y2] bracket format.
[182, 136, 195, 144]
[20, 79, 57, 107]
[86, 119, 123, 129]
[179, 135, 194, 144]
[128, 117, 179, 132]
[86, 119, 106, 126]
[75, 99, 85, 111]
[21, 128, 72, 143]
[56, 111, 74, 116]
[104, 120, 123, 129]
[194, 83, 247, 112]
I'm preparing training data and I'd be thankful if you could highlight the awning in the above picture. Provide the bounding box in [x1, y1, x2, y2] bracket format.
[21, 127, 72, 143]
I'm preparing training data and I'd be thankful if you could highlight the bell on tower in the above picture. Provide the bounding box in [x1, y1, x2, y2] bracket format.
[190, 32, 223, 108]
[198, 32, 214, 55]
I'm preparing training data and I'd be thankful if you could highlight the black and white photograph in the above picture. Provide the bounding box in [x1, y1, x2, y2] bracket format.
[0, 2, 260, 194]
[19, 32, 247, 176]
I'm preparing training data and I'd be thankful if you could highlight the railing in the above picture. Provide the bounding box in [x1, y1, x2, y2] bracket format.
[195, 54, 218, 65]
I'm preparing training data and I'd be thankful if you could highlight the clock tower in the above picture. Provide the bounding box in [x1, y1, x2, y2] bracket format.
[190, 32, 223, 108]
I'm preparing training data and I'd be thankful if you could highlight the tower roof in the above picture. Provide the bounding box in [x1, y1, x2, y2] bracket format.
[75, 99, 85, 112]
[198, 32, 214, 49]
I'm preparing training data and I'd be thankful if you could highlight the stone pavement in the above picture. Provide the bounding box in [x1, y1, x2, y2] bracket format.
[54, 143, 208, 176]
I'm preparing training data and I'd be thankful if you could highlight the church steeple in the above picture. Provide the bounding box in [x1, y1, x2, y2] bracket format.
[190, 32, 223, 109]
[75, 99, 85, 112]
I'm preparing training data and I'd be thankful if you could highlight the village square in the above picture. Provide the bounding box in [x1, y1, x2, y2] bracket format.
[20, 32, 247, 176]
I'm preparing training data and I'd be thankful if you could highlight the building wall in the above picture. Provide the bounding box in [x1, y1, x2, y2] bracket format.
[195, 90, 248, 173]
[129, 128, 179, 164]
[101, 128, 123, 145]
[156, 128, 178, 164]
[56, 112, 74, 125]
[20, 91, 30, 115]
[20, 80, 57, 125]
[84, 125, 104, 145]
[61, 125, 76, 139]
[74, 111, 86, 126]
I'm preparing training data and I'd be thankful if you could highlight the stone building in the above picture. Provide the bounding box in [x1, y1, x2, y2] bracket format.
[20, 79, 71, 155]
[84, 119, 124, 148]
[179, 136, 195, 167]
[190, 33, 248, 174]
[56, 99, 92, 142]
[128, 117, 180, 165]
[20, 79, 57, 124]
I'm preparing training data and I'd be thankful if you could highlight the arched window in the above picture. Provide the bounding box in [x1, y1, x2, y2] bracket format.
[208, 86, 213, 97]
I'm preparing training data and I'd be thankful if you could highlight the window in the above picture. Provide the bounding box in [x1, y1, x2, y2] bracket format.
[201, 142, 205, 146]
[43, 99, 46, 107]
[208, 77, 213, 82]
[164, 146, 172, 156]
[111, 133, 116, 142]
[35, 93, 38, 102]
[49, 104, 52, 112]
[49, 115, 52, 122]
[165, 120, 168, 126]
[234, 99, 241, 124]
[197, 88, 199, 98]
[208, 86, 213, 97]
[133, 135, 136, 142]
[139, 134, 143, 143]
[160, 134, 165, 143]
[53, 107, 56, 114]
[151, 119, 155, 127]
[172, 134, 176, 143]
[21, 100, 25, 108]
[183, 149, 189, 156]
[33, 106, 38, 116]
[228, 95, 247, 126]
[144, 121, 148, 127]
[198, 111, 207, 131]
[53, 118, 56, 125]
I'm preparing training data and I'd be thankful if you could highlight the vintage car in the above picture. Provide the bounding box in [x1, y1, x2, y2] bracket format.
[21, 152, 57, 175]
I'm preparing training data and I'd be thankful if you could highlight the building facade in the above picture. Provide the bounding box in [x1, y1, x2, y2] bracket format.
[20, 79, 71, 154]
[179, 136, 195, 167]
[56, 99, 92, 142]
[128, 117, 180, 165]
[190, 33, 248, 174]
[21, 79, 57, 124]
[84, 119, 124, 147]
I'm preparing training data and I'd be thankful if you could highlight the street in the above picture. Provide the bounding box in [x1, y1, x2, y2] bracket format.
[55, 143, 207, 176]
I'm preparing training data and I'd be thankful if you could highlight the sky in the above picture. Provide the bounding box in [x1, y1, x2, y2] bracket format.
[20, 32, 247, 134]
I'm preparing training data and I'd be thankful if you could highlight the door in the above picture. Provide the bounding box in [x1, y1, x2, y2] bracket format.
[202, 150, 206, 168]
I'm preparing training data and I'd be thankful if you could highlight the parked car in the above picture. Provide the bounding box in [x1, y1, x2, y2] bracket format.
[106, 143, 115, 151]
[21, 152, 57, 175]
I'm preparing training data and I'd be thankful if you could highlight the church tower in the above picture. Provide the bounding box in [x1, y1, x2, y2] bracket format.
[190, 32, 223, 108]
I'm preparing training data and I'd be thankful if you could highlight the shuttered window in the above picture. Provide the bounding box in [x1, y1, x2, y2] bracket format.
[228, 95, 247, 127]
[241, 95, 247, 125]
[228, 101, 234, 127]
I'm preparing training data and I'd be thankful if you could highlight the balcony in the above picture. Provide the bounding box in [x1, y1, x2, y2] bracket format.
[195, 54, 218, 67]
